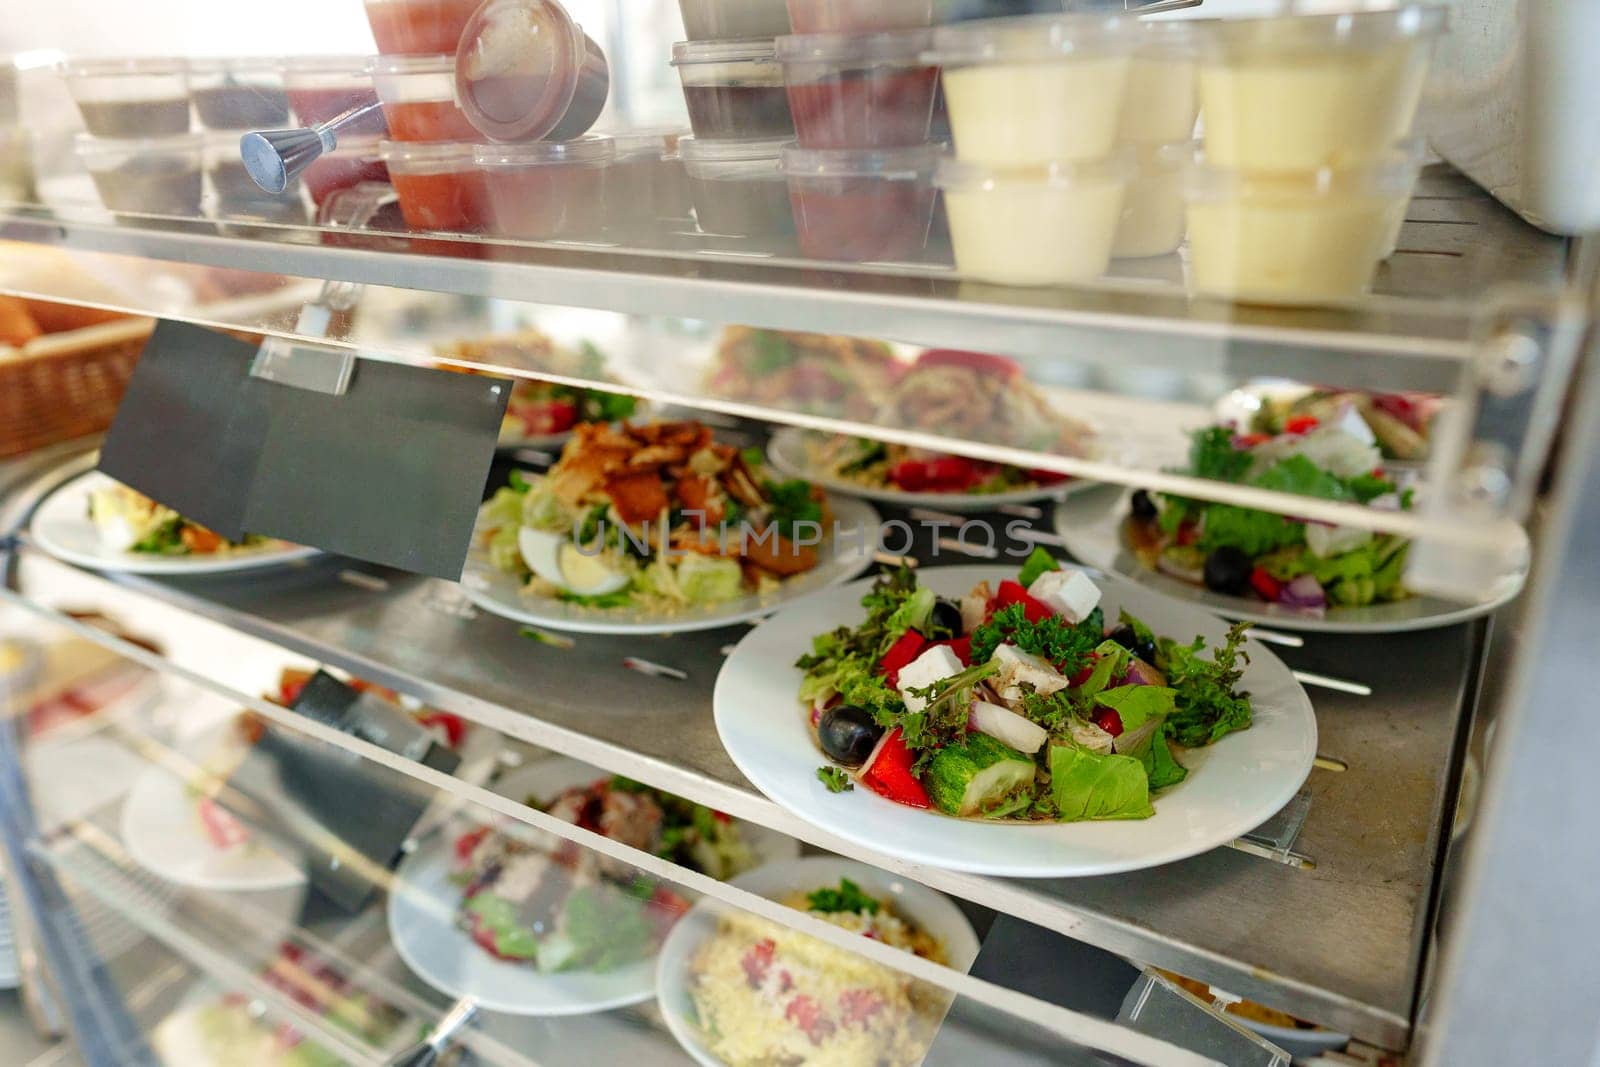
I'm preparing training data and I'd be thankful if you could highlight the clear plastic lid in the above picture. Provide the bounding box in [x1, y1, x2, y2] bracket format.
[935, 148, 1134, 190]
[188, 57, 286, 77]
[1134, 18, 1208, 58]
[73, 130, 205, 158]
[1195, 5, 1448, 56]
[324, 133, 386, 159]
[455, 0, 606, 143]
[381, 139, 481, 171]
[368, 53, 457, 101]
[1180, 138, 1425, 199]
[57, 56, 189, 77]
[928, 13, 1138, 64]
[781, 142, 939, 178]
[677, 135, 789, 163]
[671, 38, 782, 66]
[280, 55, 376, 75]
[604, 126, 690, 160]
[774, 28, 934, 65]
[369, 54, 456, 76]
[472, 133, 615, 167]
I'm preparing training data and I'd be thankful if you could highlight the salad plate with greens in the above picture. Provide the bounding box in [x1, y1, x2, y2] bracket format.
[1053, 418, 1527, 632]
[463, 420, 880, 634]
[714, 559, 1316, 877]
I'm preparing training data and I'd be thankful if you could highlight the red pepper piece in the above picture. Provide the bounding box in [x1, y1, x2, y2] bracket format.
[522, 398, 578, 435]
[922, 455, 977, 489]
[860, 728, 930, 809]
[1027, 468, 1072, 486]
[1284, 414, 1320, 434]
[887, 459, 929, 491]
[1175, 521, 1201, 547]
[1234, 432, 1271, 448]
[416, 710, 467, 749]
[454, 826, 490, 864]
[929, 635, 972, 666]
[1067, 653, 1098, 686]
[994, 579, 1055, 622]
[1093, 708, 1125, 737]
[1250, 566, 1283, 601]
[877, 631, 928, 688]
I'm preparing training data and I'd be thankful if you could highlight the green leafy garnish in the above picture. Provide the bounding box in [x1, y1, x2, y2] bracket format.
[555, 588, 633, 609]
[806, 878, 880, 915]
[969, 602, 1102, 675]
[508, 469, 534, 493]
[1160, 621, 1253, 747]
[762, 478, 823, 539]
[816, 766, 854, 793]
[748, 330, 796, 375]
[1016, 546, 1061, 588]
[1188, 426, 1254, 483]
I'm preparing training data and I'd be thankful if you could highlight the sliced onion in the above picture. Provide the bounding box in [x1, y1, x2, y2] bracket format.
[969, 699, 1048, 754]
[1112, 718, 1160, 756]
[1123, 657, 1167, 688]
[1279, 573, 1327, 611]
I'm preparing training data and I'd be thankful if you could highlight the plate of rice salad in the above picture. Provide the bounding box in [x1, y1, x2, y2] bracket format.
[462, 420, 880, 634]
[657, 856, 978, 1067]
[30, 471, 317, 575]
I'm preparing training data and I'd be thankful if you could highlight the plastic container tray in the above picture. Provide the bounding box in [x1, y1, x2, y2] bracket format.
[671, 39, 794, 140]
[474, 135, 613, 239]
[679, 0, 791, 40]
[1183, 148, 1423, 304]
[189, 58, 290, 130]
[364, 0, 483, 54]
[786, 0, 933, 34]
[1195, 6, 1447, 171]
[76, 132, 205, 216]
[606, 128, 692, 242]
[777, 29, 938, 149]
[937, 153, 1130, 286]
[931, 14, 1138, 166]
[679, 135, 795, 243]
[783, 143, 938, 261]
[369, 54, 477, 141]
[58, 57, 190, 138]
[283, 56, 388, 137]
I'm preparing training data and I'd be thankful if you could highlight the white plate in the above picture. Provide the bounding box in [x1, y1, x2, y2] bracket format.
[656, 856, 980, 1067]
[715, 564, 1317, 878]
[389, 758, 799, 1017]
[459, 495, 883, 635]
[118, 729, 307, 893]
[30, 471, 320, 575]
[1214, 384, 1429, 472]
[767, 427, 1096, 513]
[1053, 486, 1528, 634]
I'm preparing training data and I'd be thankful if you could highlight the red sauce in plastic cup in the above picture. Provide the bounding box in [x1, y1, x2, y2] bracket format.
[365, 0, 484, 55]
[783, 143, 938, 261]
[474, 135, 613, 239]
[383, 140, 490, 231]
[370, 55, 478, 141]
[455, 0, 610, 143]
[776, 29, 938, 149]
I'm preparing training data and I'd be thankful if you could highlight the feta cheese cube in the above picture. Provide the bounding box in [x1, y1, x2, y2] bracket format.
[1028, 569, 1101, 623]
[989, 643, 1067, 705]
[896, 645, 965, 714]
[1306, 522, 1372, 559]
[1331, 402, 1376, 446]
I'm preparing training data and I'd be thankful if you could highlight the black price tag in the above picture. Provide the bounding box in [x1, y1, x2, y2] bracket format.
[99, 320, 510, 580]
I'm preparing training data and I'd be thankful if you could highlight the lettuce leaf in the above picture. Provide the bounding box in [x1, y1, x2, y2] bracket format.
[1049, 745, 1155, 821]
[1198, 504, 1305, 556]
[1093, 685, 1176, 732]
[1072, 640, 1131, 698]
[1017, 547, 1061, 588]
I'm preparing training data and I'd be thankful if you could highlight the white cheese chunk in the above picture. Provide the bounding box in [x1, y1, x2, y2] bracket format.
[1331, 402, 1376, 446]
[1027, 569, 1102, 623]
[1306, 522, 1373, 559]
[989, 643, 1067, 705]
[896, 645, 965, 715]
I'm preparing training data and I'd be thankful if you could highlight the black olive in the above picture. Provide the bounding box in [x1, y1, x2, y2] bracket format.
[926, 598, 964, 637]
[1130, 489, 1158, 521]
[818, 705, 885, 768]
[1107, 625, 1158, 665]
[1204, 546, 1252, 595]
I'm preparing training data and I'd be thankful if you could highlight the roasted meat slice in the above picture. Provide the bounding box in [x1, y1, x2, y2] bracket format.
[603, 470, 671, 526]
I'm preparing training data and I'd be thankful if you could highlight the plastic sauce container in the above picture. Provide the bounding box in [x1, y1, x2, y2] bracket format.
[59, 57, 191, 138]
[1195, 6, 1447, 171]
[679, 0, 791, 40]
[1183, 151, 1423, 304]
[365, 0, 483, 55]
[301, 134, 389, 207]
[284, 56, 388, 137]
[77, 132, 204, 216]
[784, 143, 937, 261]
[777, 29, 938, 150]
[1111, 144, 1183, 258]
[369, 54, 477, 141]
[606, 128, 692, 242]
[679, 135, 795, 243]
[383, 140, 491, 231]
[937, 153, 1130, 286]
[475, 135, 612, 239]
[189, 58, 290, 130]
[671, 40, 794, 140]
[1118, 21, 1199, 147]
[786, 0, 933, 34]
[455, 0, 610, 143]
[932, 14, 1137, 166]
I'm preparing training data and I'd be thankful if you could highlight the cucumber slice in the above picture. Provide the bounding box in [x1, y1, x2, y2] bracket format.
[925, 733, 1036, 817]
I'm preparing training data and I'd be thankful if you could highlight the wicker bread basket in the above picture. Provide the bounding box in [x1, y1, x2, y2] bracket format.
[0, 315, 152, 458]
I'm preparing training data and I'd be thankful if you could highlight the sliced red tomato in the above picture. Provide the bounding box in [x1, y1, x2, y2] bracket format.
[877, 631, 928, 687]
[1234, 432, 1271, 448]
[519, 399, 579, 436]
[1027, 468, 1072, 486]
[1092, 708, 1125, 737]
[1175, 521, 1201, 547]
[1250, 566, 1283, 601]
[914, 349, 1022, 379]
[922, 455, 977, 489]
[994, 579, 1055, 622]
[454, 826, 490, 864]
[1067, 653, 1098, 686]
[1284, 414, 1320, 434]
[860, 728, 930, 809]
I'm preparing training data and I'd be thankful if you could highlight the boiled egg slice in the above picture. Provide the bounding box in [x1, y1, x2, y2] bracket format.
[517, 527, 629, 596]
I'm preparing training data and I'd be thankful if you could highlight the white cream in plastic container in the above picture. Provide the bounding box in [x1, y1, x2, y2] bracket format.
[1112, 144, 1183, 258]
[1195, 6, 1446, 171]
[931, 14, 1138, 167]
[1118, 20, 1199, 147]
[1183, 147, 1423, 304]
[938, 153, 1131, 286]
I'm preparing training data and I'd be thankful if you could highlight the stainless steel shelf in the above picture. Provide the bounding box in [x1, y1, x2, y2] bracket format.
[0, 165, 1568, 394]
[11, 528, 1475, 1052]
